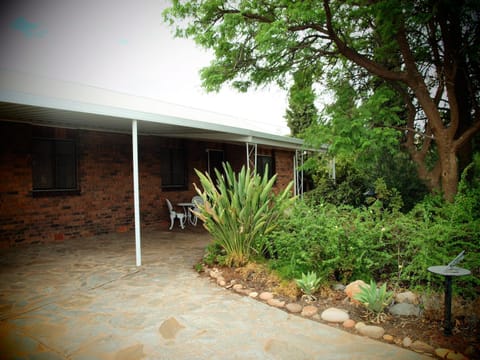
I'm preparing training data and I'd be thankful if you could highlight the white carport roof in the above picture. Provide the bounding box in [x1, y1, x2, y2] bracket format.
[0, 69, 303, 150]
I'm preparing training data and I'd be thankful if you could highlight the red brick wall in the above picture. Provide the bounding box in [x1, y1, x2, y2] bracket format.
[0, 121, 296, 247]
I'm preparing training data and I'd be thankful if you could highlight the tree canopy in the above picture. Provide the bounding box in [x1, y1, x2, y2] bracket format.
[164, 0, 480, 201]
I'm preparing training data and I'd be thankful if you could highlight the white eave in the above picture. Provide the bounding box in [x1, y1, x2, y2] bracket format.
[0, 69, 303, 150]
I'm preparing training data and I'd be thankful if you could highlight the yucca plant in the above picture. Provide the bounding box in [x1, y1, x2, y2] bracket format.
[353, 280, 393, 323]
[193, 162, 294, 267]
[295, 271, 322, 301]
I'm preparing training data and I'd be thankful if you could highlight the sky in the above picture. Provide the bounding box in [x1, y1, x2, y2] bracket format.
[0, 0, 291, 135]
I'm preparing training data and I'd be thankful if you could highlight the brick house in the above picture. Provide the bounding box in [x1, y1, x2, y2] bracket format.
[0, 70, 304, 262]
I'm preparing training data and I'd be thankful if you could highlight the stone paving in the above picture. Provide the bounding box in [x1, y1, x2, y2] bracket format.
[0, 229, 429, 359]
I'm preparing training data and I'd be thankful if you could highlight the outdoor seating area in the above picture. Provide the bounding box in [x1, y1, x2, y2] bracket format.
[166, 196, 205, 230]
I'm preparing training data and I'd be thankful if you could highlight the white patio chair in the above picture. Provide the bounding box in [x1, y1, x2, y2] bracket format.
[190, 195, 204, 226]
[165, 199, 186, 230]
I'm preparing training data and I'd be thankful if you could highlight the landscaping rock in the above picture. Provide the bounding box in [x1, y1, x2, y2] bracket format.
[395, 291, 419, 304]
[345, 280, 368, 303]
[389, 303, 421, 317]
[355, 321, 366, 330]
[248, 291, 258, 298]
[411, 340, 434, 354]
[232, 284, 243, 291]
[402, 337, 412, 347]
[209, 269, 221, 279]
[332, 283, 346, 291]
[357, 325, 385, 339]
[301, 305, 318, 317]
[342, 319, 355, 329]
[383, 334, 394, 343]
[267, 298, 285, 308]
[320, 307, 349, 323]
[259, 292, 274, 301]
[216, 277, 226, 286]
[435, 348, 469, 360]
[285, 303, 303, 313]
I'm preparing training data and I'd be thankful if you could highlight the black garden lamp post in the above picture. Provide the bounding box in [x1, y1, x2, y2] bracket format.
[428, 251, 471, 336]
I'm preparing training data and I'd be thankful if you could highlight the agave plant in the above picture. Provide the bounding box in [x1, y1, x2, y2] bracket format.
[353, 280, 393, 323]
[193, 162, 295, 267]
[295, 271, 322, 301]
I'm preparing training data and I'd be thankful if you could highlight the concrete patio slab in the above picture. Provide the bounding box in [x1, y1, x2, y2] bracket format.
[0, 230, 429, 359]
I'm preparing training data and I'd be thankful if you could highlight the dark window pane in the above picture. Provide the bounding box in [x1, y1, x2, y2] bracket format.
[32, 140, 54, 189]
[161, 148, 186, 188]
[32, 138, 77, 191]
[55, 141, 76, 189]
[257, 155, 275, 178]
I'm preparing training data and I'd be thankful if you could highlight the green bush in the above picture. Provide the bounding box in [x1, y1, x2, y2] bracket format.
[194, 162, 295, 267]
[266, 173, 479, 298]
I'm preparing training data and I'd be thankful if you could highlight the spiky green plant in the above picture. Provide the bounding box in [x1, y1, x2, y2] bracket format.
[353, 280, 393, 323]
[193, 162, 294, 267]
[295, 271, 322, 300]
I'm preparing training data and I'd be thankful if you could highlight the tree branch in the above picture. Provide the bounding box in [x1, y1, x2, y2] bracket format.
[322, 0, 407, 83]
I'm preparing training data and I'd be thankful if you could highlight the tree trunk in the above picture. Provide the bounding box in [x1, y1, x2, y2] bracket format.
[438, 144, 459, 202]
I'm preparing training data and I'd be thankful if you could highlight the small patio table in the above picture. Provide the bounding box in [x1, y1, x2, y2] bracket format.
[177, 202, 196, 225]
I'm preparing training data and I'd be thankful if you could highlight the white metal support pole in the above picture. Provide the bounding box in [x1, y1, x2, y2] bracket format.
[132, 119, 142, 267]
[246, 143, 257, 172]
[293, 153, 298, 196]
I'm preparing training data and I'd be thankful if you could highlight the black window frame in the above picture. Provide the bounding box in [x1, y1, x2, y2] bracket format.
[257, 154, 275, 179]
[31, 137, 79, 196]
[160, 147, 188, 190]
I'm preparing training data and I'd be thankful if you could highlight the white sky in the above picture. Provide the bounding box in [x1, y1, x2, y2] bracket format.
[0, 0, 291, 135]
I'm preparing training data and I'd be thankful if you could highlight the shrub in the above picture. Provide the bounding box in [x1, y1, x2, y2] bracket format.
[194, 162, 295, 267]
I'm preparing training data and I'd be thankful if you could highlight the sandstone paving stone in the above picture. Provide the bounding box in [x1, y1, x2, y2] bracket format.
[264, 338, 311, 360]
[0, 231, 430, 360]
[113, 343, 145, 360]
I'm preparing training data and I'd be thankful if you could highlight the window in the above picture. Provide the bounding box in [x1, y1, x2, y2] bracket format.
[257, 154, 275, 178]
[207, 149, 224, 176]
[32, 138, 78, 193]
[161, 148, 187, 189]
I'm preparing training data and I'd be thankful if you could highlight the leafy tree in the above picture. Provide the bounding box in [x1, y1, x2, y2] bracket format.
[285, 69, 318, 137]
[163, 0, 480, 201]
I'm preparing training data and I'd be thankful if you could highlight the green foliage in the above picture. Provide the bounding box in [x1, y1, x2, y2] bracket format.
[194, 162, 295, 267]
[295, 271, 321, 296]
[304, 150, 428, 211]
[353, 280, 393, 318]
[164, 0, 480, 200]
[285, 69, 318, 137]
[267, 165, 480, 298]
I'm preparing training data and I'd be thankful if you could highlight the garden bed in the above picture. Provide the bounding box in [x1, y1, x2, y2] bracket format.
[201, 263, 479, 359]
